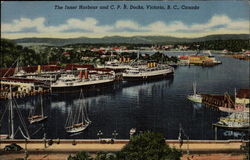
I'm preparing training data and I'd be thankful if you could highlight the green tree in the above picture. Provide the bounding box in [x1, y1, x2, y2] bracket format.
[67, 151, 93, 160]
[242, 142, 249, 160]
[95, 152, 117, 160]
[95, 152, 107, 160]
[117, 131, 182, 160]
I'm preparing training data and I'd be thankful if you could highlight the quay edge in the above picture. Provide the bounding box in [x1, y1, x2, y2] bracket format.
[0, 139, 248, 153]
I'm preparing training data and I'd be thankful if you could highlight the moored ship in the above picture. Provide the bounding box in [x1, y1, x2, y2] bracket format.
[97, 59, 133, 70]
[213, 112, 249, 130]
[122, 63, 174, 81]
[51, 69, 115, 93]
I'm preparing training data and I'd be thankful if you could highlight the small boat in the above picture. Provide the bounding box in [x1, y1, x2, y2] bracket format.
[65, 91, 91, 133]
[187, 82, 202, 103]
[28, 95, 48, 124]
[0, 134, 8, 139]
[65, 122, 89, 133]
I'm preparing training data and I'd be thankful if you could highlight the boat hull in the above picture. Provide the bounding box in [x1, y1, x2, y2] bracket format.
[51, 79, 115, 93]
[187, 95, 202, 103]
[123, 71, 174, 81]
[212, 123, 249, 131]
[29, 116, 48, 124]
[218, 107, 247, 113]
[65, 124, 89, 133]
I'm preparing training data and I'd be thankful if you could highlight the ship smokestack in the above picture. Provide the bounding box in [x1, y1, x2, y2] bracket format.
[37, 65, 41, 73]
[84, 70, 88, 79]
[79, 71, 83, 79]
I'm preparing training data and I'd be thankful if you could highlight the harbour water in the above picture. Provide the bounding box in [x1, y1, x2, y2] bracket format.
[0, 55, 249, 140]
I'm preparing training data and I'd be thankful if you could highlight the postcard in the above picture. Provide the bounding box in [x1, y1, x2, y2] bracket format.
[1, 1, 249, 160]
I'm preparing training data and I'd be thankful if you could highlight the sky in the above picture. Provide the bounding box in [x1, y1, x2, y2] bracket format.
[1, 1, 249, 39]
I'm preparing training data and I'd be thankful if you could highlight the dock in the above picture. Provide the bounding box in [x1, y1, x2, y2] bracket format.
[201, 93, 235, 110]
[0, 77, 51, 100]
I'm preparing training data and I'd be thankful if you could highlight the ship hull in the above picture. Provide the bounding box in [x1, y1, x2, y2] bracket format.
[212, 123, 249, 131]
[218, 107, 246, 113]
[51, 79, 115, 93]
[123, 71, 174, 81]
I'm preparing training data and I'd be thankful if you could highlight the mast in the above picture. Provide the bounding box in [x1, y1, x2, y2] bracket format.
[14, 58, 19, 75]
[234, 88, 237, 103]
[193, 82, 197, 95]
[85, 103, 91, 122]
[80, 90, 84, 123]
[81, 105, 84, 123]
[40, 94, 44, 116]
[161, 53, 164, 64]
[65, 109, 72, 127]
[9, 86, 14, 139]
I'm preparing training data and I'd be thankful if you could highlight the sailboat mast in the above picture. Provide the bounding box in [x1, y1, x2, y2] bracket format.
[234, 88, 237, 102]
[193, 82, 197, 95]
[9, 86, 14, 139]
[14, 59, 18, 75]
[81, 105, 84, 123]
[40, 94, 44, 116]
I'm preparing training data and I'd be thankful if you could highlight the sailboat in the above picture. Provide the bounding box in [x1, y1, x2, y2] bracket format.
[64, 91, 91, 133]
[28, 95, 48, 124]
[13, 58, 26, 77]
[187, 82, 202, 103]
[0, 87, 30, 139]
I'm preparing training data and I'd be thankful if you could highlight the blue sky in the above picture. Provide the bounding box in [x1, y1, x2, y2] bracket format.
[1, 1, 249, 39]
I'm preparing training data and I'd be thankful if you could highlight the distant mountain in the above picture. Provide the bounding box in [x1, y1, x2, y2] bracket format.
[13, 34, 249, 46]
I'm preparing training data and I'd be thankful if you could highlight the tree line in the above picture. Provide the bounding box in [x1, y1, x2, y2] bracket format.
[1, 39, 178, 68]
[1, 38, 248, 68]
[180, 40, 249, 52]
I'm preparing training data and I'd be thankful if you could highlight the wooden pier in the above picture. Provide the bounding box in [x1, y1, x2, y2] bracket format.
[201, 93, 235, 110]
[0, 77, 51, 100]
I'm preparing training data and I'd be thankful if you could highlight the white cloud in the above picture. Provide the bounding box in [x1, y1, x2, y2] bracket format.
[115, 20, 140, 30]
[2, 17, 45, 32]
[189, 15, 232, 31]
[1, 15, 249, 37]
[227, 20, 249, 30]
[208, 15, 231, 26]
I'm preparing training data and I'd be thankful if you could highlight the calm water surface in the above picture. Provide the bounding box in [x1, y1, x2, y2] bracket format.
[0, 55, 249, 140]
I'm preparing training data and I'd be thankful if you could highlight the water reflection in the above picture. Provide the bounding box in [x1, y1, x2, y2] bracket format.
[223, 131, 246, 139]
[192, 103, 203, 110]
